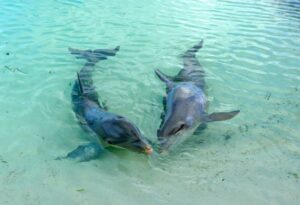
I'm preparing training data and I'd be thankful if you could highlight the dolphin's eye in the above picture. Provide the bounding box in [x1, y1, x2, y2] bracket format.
[170, 124, 186, 135]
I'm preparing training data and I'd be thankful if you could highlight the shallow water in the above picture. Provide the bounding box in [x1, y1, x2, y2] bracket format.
[0, 0, 300, 204]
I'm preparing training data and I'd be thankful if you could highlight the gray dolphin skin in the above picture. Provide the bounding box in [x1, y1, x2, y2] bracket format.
[155, 40, 240, 151]
[64, 46, 152, 161]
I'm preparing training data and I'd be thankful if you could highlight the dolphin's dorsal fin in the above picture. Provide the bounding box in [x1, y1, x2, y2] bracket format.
[155, 69, 174, 89]
[203, 110, 240, 122]
[77, 72, 85, 95]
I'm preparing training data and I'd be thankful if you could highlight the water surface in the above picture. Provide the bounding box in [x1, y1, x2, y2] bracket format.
[0, 0, 299, 204]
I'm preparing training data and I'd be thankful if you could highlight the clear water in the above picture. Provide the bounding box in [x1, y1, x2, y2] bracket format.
[0, 0, 299, 204]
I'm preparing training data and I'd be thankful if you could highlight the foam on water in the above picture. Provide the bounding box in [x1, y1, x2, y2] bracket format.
[0, 0, 299, 204]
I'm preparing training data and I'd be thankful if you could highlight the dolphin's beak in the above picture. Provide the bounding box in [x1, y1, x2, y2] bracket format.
[144, 145, 153, 155]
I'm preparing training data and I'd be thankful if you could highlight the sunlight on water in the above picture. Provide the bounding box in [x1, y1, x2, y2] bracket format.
[0, 0, 299, 204]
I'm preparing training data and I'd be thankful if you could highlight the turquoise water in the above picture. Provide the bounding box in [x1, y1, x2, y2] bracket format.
[0, 0, 300, 204]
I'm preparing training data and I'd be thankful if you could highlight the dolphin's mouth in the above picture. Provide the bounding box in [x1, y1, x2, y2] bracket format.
[158, 125, 199, 152]
[157, 124, 186, 139]
[170, 124, 186, 136]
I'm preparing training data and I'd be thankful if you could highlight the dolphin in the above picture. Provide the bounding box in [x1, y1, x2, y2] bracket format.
[155, 40, 239, 151]
[62, 46, 152, 161]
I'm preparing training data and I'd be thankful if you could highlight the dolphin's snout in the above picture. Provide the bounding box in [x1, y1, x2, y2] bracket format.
[144, 145, 153, 155]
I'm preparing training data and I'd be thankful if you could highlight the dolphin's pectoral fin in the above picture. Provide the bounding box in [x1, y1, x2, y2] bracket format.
[155, 69, 174, 89]
[56, 142, 103, 162]
[203, 110, 240, 122]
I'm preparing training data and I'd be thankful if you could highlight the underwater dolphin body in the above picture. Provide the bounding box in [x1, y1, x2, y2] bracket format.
[63, 46, 152, 161]
[155, 40, 239, 151]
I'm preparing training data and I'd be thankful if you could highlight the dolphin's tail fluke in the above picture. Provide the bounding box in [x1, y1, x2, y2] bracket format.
[69, 46, 120, 64]
[70, 46, 120, 103]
